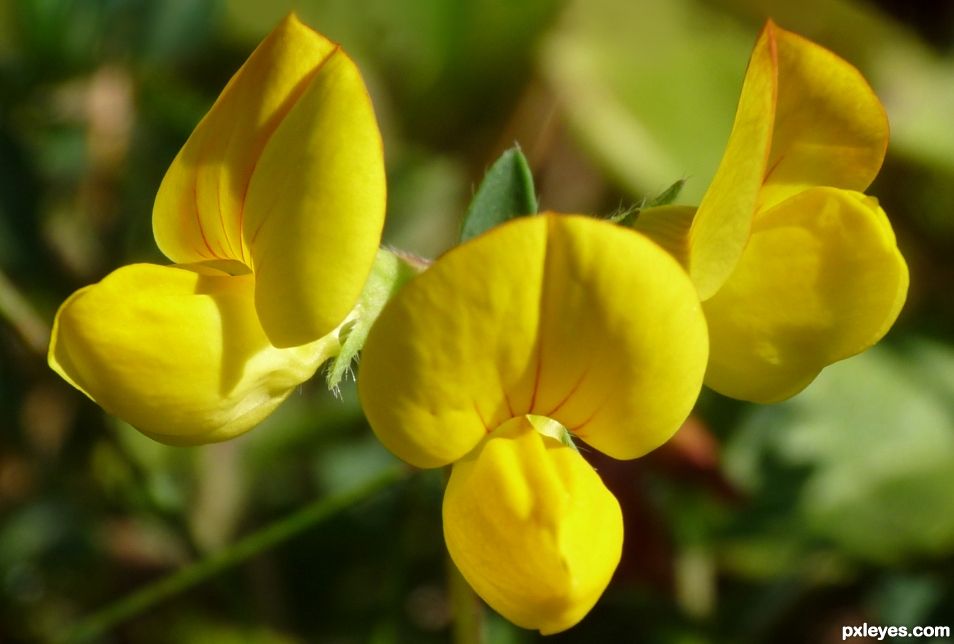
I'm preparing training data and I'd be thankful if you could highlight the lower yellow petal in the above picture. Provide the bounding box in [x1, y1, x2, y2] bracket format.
[703, 187, 908, 402]
[443, 416, 623, 634]
[48, 263, 336, 444]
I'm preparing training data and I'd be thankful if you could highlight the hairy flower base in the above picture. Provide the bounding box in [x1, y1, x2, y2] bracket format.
[444, 416, 622, 634]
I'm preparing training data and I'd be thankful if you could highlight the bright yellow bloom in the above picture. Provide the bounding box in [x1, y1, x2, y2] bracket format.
[48, 15, 386, 444]
[359, 214, 708, 633]
[634, 20, 909, 403]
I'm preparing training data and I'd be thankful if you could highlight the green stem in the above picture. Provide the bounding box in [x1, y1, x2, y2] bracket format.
[0, 268, 49, 355]
[444, 466, 483, 644]
[59, 465, 408, 643]
[448, 554, 483, 644]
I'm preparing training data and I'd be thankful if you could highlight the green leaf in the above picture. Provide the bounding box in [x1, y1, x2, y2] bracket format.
[325, 249, 421, 390]
[460, 145, 537, 242]
[646, 178, 685, 207]
[724, 340, 954, 564]
[607, 178, 686, 226]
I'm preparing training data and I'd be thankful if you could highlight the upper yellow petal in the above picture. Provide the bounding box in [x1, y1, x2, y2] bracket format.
[689, 21, 888, 300]
[688, 20, 777, 300]
[528, 216, 708, 460]
[358, 214, 708, 467]
[153, 14, 337, 265]
[703, 187, 908, 403]
[757, 26, 889, 211]
[443, 416, 623, 634]
[152, 14, 385, 347]
[359, 216, 546, 469]
[48, 263, 335, 444]
[246, 44, 386, 348]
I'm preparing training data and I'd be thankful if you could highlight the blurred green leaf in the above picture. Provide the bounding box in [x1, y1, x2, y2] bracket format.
[608, 178, 685, 225]
[542, 0, 750, 203]
[460, 145, 537, 242]
[871, 573, 945, 626]
[725, 339, 954, 563]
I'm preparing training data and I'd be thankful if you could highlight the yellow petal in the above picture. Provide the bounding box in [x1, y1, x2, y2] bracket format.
[358, 214, 708, 467]
[630, 204, 696, 269]
[757, 26, 889, 211]
[443, 416, 622, 634]
[154, 14, 337, 265]
[245, 43, 385, 348]
[153, 14, 385, 347]
[48, 263, 336, 444]
[689, 21, 777, 300]
[359, 217, 546, 468]
[703, 187, 908, 403]
[689, 21, 888, 300]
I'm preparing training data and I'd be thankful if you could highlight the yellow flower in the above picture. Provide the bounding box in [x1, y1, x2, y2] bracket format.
[48, 15, 386, 444]
[634, 20, 909, 403]
[358, 214, 709, 633]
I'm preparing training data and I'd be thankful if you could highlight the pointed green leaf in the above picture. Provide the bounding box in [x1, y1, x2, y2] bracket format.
[646, 178, 685, 207]
[607, 178, 686, 226]
[460, 145, 537, 242]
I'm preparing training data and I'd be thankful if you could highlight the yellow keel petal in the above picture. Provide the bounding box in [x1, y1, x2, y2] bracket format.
[443, 416, 623, 634]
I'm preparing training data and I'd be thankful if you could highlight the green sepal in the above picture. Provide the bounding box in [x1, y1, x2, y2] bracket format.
[326, 249, 423, 390]
[608, 178, 686, 226]
[460, 144, 538, 242]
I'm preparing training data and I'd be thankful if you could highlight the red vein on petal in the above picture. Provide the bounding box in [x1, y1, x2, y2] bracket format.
[545, 366, 590, 418]
[762, 152, 785, 185]
[193, 177, 219, 259]
[568, 404, 602, 436]
[238, 46, 341, 266]
[528, 344, 543, 414]
[503, 391, 515, 418]
[215, 165, 238, 259]
[472, 401, 491, 434]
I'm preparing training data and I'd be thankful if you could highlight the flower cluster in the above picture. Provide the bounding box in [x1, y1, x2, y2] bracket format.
[49, 15, 386, 444]
[48, 15, 907, 635]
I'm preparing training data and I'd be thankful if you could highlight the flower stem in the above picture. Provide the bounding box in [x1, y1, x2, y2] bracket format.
[448, 554, 483, 644]
[0, 268, 49, 355]
[444, 466, 484, 644]
[59, 464, 408, 643]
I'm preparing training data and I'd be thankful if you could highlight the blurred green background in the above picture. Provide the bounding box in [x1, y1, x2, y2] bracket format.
[2, 0, 953, 642]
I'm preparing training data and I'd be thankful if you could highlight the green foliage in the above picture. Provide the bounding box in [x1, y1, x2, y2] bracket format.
[725, 341, 954, 563]
[460, 145, 538, 242]
[608, 178, 685, 225]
